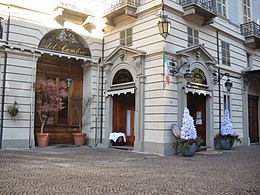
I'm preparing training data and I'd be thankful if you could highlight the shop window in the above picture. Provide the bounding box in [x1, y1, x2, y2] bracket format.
[221, 41, 230, 66]
[120, 28, 132, 46]
[187, 27, 199, 47]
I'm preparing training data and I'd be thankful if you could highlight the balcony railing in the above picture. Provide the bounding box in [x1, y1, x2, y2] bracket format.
[105, 0, 140, 14]
[240, 21, 260, 37]
[179, 0, 217, 14]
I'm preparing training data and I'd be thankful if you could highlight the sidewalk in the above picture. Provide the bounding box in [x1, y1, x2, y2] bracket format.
[0, 145, 259, 194]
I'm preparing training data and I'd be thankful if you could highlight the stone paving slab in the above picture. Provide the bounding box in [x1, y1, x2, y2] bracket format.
[0, 145, 259, 194]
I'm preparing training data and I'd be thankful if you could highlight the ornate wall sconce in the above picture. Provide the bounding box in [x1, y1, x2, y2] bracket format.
[170, 59, 193, 84]
[213, 71, 233, 91]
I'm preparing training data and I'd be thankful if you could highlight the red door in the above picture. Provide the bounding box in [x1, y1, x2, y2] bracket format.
[187, 93, 206, 146]
[248, 95, 259, 143]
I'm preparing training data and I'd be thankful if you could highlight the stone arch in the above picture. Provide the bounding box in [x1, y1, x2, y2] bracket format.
[108, 62, 137, 89]
[38, 28, 91, 57]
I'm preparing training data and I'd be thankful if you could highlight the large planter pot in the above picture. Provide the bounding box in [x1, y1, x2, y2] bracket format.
[219, 139, 234, 150]
[73, 133, 86, 146]
[36, 133, 50, 147]
[180, 143, 197, 157]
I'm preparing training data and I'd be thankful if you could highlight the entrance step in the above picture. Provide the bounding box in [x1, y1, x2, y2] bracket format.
[109, 145, 134, 151]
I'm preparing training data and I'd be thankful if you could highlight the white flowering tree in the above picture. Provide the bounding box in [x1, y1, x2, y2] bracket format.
[221, 109, 233, 135]
[180, 108, 197, 140]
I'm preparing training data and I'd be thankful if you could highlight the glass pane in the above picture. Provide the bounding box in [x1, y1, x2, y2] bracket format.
[195, 38, 199, 45]
[120, 38, 125, 45]
[194, 30, 199, 38]
[127, 37, 132, 46]
[126, 110, 131, 136]
[120, 31, 125, 39]
[126, 28, 132, 36]
[224, 95, 227, 110]
[188, 27, 192, 36]
[58, 96, 68, 124]
[188, 36, 193, 46]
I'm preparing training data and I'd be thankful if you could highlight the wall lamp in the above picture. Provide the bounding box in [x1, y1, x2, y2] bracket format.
[65, 59, 72, 88]
[157, 1, 170, 39]
[213, 72, 233, 91]
[171, 59, 193, 84]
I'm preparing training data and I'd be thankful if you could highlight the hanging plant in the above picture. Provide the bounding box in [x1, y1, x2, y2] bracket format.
[7, 101, 19, 120]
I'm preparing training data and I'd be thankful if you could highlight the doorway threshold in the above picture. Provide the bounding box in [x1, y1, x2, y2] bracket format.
[109, 145, 134, 151]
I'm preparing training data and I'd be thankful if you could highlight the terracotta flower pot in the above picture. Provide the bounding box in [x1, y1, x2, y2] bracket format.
[36, 133, 50, 147]
[73, 133, 86, 145]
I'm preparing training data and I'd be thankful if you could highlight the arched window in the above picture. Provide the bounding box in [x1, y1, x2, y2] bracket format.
[38, 28, 91, 57]
[191, 68, 207, 85]
[112, 69, 133, 85]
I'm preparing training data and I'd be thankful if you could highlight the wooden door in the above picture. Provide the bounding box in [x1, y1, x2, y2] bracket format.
[113, 93, 135, 146]
[35, 55, 83, 145]
[248, 95, 259, 143]
[187, 93, 206, 145]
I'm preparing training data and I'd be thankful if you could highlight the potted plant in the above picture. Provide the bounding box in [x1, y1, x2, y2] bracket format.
[215, 109, 241, 150]
[7, 101, 19, 120]
[34, 79, 67, 146]
[72, 96, 93, 146]
[178, 107, 199, 157]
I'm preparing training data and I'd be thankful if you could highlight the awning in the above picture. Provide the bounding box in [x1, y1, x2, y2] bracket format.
[106, 88, 135, 97]
[36, 49, 93, 62]
[185, 88, 212, 96]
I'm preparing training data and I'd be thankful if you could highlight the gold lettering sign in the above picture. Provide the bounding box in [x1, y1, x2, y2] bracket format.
[191, 68, 207, 85]
[39, 29, 91, 57]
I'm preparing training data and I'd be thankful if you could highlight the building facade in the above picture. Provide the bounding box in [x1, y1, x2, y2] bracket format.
[0, 0, 259, 155]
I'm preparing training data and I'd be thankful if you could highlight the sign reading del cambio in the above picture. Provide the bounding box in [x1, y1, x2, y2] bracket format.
[39, 29, 91, 57]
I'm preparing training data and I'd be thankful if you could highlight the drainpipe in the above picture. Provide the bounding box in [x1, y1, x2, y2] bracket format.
[100, 36, 104, 143]
[0, 52, 8, 149]
[95, 57, 100, 146]
[29, 51, 36, 148]
[216, 29, 221, 134]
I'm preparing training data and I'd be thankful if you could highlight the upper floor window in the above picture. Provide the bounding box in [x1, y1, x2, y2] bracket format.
[120, 28, 132, 46]
[217, 0, 226, 17]
[246, 52, 252, 67]
[187, 27, 199, 47]
[243, 0, 251, 23]
[0, 17, 3, 39]
[221, 41, 230, 66]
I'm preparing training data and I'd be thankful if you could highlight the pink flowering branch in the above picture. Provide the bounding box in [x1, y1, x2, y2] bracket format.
[34, 79, 67, 133]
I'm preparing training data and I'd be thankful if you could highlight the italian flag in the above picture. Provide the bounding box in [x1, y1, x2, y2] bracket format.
[164, 50, 170, 85]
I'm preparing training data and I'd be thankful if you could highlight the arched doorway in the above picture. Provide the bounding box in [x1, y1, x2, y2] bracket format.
[110, 69, 136, 146]
[35, 28, 91, 145]
[35, 55, 83, 144]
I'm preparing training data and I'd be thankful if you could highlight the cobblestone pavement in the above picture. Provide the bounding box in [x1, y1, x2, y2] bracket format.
[0, 145, 259, 195]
